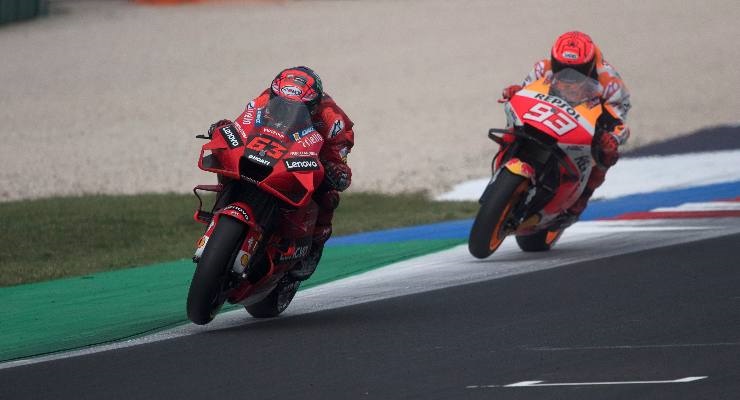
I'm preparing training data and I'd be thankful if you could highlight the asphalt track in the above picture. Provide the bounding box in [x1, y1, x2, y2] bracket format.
[1, 224, 738, 399]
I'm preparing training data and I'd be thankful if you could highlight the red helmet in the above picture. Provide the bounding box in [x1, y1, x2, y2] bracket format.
[550, 31, 596, 77]
[270, 66, 324, 110]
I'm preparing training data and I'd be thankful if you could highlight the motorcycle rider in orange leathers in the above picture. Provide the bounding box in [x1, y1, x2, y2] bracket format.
[208, 66, 354, 281]
[499, 31, 632, 225]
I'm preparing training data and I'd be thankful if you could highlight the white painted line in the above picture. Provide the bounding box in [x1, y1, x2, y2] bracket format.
[652, 202, 740, 212]
[503, 377, 708, 387]
[468, 377, 708, 389]
[505, 380, 544, 387]
[525, 342, 740, 351]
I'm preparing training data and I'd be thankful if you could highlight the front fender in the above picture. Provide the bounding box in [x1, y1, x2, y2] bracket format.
[193, 201, 261, 262]
[503, 158, 535, 180]
[479, 158, 535, 205]
[217, 202, 256, 224]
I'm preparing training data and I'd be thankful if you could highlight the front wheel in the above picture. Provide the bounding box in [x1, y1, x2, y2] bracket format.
[468, 169, 529, 259]
[515, 228, 564, 252]
[187, 216, 246, 325]
[245, 276, 301, 318]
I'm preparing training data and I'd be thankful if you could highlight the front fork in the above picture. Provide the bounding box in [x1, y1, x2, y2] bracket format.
[192, 182, 265, 274]
[480, 142, 540, 231]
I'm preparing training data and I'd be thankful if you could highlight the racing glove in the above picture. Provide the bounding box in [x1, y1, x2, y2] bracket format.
[207, 119, 233, 138]
[323, 161, 351, 192]
[498, 85, 522, 103]
[594, 131, 620, 168]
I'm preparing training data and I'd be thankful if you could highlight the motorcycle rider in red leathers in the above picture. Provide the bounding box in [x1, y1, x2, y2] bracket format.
[499, 31, 632, 225]
[208, 66, 354, 281]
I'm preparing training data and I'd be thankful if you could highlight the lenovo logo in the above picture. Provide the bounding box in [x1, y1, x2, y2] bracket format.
[284, 157, 320, 171]
[219, 125, 243, 149]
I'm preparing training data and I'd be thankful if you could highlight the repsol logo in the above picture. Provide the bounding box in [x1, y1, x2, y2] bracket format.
[533, 93, 580, 120]
[284, 157, 319, 171]
[219, 125, 243, 149]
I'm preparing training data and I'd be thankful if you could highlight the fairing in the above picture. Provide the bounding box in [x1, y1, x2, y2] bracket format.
[498, 68, 605, 229]
[198, 97, 325, 208]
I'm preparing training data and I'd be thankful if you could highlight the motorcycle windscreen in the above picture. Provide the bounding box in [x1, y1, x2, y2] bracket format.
[240, 96, 314, 180]
[548, 68, 602, 107]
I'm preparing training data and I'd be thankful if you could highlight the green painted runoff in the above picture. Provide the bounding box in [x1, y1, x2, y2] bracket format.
[0, 239, 464, 362]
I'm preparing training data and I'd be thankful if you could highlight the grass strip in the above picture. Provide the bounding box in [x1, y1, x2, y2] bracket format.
[0, 192, 477, 287]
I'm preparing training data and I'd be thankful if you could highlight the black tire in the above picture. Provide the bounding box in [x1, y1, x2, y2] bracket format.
[245, 276, 301, 318]
[515, 228, 564, 252]
[187, 216, 246, 325]
[468, 169, 529, 259]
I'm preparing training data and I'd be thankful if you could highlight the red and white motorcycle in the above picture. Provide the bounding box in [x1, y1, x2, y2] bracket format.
[469, 68, 605, 258]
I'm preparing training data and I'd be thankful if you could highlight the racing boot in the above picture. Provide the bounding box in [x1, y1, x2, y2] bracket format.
[289, 190, 339, 281]
[559, 165, 608, 227]
[289, 228, 330, 281]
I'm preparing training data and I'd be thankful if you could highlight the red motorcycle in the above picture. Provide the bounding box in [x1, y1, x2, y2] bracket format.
[469, 68, 605, 259]
[188, 97, 325, 325]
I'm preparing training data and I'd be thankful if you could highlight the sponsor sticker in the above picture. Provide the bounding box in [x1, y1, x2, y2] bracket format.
[219, 125, 243, 149]
[301, 132, 324, 148]
[284, 157, 320, 172]
[247, 154, 272, 166]
[291, 126, 317, 141]
[278, 244, 310, 262]
[289, 151, 318, 157]
[281, 86, 303, 97]
[535, 61, 546, 79]
[329, 119, 344, 138]
[223, 205, 249, 221]
[603, 80, 621, 100]
[261, 127, 286, 140]
[242, 102, 256, 125]
[533, 93, 580, 120]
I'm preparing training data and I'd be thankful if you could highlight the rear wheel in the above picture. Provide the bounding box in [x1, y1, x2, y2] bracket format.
[187, 216, 245, 325]
[468, 170, 529, 259]
[245, 276, 301, 318]
[516, 228, 564, 252]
